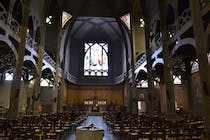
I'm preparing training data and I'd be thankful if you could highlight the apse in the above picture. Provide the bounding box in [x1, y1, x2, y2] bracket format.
[60, 17, 131, 85]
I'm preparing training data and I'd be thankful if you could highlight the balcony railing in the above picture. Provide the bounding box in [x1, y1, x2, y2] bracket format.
[179, 8, 191, 29]
[0, 3, 21, 37]
[43, 51, 56, 68]
[26, 32, 56, 70]
[1, 3, 61, 79]
[135, 54, 147, 70]
[151, 35, 162, 55]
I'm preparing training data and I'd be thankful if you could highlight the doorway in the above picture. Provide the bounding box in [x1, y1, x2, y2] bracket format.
[138, 101, 146, 114]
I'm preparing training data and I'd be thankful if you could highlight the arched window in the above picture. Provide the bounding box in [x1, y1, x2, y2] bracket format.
[40, 78, 53, 87]
[4, 72, 23, 81]
[173, 75, 182, 85]
[62, 11, 72, 28]
[120, 13, 130, 30]
[136, 80, 148, 88]
[191, 60, 199, 73]
[84, 43, 108, 76]
[5, 72, 13, 81]
[28, 74, 34, 84]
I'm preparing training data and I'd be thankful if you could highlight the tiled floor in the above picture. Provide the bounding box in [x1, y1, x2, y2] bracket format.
[67, 115, 117, 140]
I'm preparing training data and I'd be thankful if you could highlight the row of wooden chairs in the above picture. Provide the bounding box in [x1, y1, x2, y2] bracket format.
[103, 112, 204, 140]
[0, 112, 87, 139]
[0, 106, 8, 118]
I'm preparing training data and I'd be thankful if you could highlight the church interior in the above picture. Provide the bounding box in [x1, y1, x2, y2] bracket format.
[0, 0, 210, 139]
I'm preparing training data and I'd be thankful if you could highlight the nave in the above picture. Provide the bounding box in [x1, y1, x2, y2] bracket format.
[1, 0, 210, 138]
[67, 116, 116, 140]
[0, 111, 206, 140]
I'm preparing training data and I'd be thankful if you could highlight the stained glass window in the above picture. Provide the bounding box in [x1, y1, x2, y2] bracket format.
[62, 11, 72, 28]
[120, 13, 130, 30]
[84, 43, 108, 76]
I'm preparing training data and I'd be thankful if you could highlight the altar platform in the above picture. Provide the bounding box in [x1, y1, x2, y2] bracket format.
[76, 125, 104, 140]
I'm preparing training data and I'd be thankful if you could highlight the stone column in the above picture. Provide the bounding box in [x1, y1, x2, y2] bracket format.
[130, 13, 138, 114]
[144, 19, 156, 114]
[56, 42, 64, 113]
[58, 70, 65, 113]
[31, 25, 46, 115]
[31, 1, 48, 115]
[184, 60, 195, 116]
[190, 0, 210, 135]
[131, 86, 137, 113]
[58, 29, 68, 113]
[31, 0, 49, 115]
[159, 0, 176, 118]
[53, 10, 62, 113]
[8, 1, 30, 119]
[53, 43, 60, 113]
[123, 78, 130, 112]
[159, 77, 168, 113]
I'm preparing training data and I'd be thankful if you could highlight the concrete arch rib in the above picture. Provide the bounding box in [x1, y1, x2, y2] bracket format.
[152, 58, 164, 68]
[42, 66, 55, 78]
[135, 68, 147, 79]
[23, 55, 37, 68]
[171, 38, 195, 55]
[134, 61, 147, 79]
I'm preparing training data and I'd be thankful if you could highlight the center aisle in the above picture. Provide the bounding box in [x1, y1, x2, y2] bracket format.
[67, 116, 117, 140]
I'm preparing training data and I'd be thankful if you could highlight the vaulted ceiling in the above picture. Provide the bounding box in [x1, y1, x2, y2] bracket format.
[45, 0, 142, 56]
[70, 17, 123, 41]
[57, 0, 132, 17]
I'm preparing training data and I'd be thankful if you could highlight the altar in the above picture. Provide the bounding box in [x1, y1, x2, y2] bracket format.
[76, 124, 104, 140]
